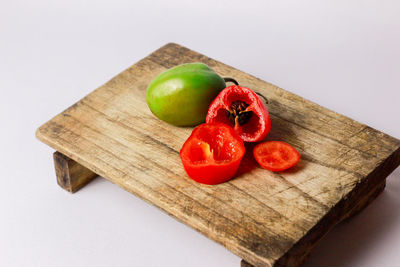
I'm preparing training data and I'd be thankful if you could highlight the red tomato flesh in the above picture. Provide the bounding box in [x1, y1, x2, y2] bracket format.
[253, 141, 300, 171]
[180, 123, 245, 185]
[206, 85, 271, 142]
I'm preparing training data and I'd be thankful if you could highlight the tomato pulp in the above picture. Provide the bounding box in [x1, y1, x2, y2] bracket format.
[206, 85, 271, 142]
[180, 123, 245, 185]
[253, 141, 300, 171]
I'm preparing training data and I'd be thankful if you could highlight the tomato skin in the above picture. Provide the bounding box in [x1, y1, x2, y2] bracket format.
[180, 123, 245, 185]
[206, 85, 271, 142]
[181, 160, 242, 185]
[253, 141, 300, 171]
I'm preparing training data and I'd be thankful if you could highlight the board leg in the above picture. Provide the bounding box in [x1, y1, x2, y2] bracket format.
[240, 260, 254, 267]
[53, 151, 98, 193]
[341, 179, 386, 221]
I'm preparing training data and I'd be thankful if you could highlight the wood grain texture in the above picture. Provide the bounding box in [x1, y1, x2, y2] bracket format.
[53, 151, 98, 193]
[36, 43, 400, 266]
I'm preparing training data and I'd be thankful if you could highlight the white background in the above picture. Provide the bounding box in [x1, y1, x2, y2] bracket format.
[1, 1, 400, 266]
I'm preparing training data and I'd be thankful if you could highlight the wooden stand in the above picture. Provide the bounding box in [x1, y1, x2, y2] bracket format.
[38, 43, 400, 267]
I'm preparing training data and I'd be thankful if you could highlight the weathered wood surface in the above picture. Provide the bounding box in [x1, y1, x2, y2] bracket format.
[36, 43, 400, 267]
[53, 151, 98, 193]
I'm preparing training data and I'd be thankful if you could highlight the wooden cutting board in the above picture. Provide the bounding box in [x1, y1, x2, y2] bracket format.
[36, 43, 400, 267]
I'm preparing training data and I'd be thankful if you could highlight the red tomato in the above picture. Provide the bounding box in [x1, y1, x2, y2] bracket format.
[253, 141, 300, 171]
[206, 85, 271, 142]
[180, 123, 245, 185]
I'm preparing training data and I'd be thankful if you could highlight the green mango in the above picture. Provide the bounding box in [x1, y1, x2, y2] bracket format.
[146, 63, 228, 126]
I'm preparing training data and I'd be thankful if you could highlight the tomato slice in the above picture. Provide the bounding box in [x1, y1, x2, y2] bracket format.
[253, 141, 300, 171]
[180, 123, 245, 184]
